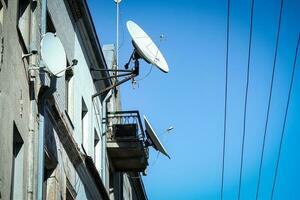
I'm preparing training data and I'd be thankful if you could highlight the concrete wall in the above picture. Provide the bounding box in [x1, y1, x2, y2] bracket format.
[0, 1, 33, 199]
[46, 0, 107, 198]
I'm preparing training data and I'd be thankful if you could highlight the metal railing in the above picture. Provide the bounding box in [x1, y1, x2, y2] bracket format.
[105, 110, 145, 141]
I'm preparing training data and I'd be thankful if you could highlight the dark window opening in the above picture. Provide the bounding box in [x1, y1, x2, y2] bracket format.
[10, 122, 24, 200]
[81, 98, 88, 148]
[46, 11, 56, 33]
[66, 178, 76, 200]
[109, 168, 114, 193]
[94, 129, 100, 161]
[43, 150, 58, 200]
[65, 60, 74, 115]
[17, 0, 30, 53]
[0, 1, 4, 28]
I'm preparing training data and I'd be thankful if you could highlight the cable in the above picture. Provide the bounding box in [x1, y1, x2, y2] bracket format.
[136, 65, 153, 81]
[255, 0, 284, 199]
[270, 34, 300, 200]
[220, 0, 230, 199]
[136, 35, 165, 82]
[237, 0, 255, 199]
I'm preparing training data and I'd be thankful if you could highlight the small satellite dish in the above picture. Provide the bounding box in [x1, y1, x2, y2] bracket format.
[127, 20, 169, 73]
[41, 32, 67, 77]
[144, 115, 170, 159]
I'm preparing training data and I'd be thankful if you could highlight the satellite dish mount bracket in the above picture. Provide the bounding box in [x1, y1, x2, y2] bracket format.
[92, 49, 141, 98]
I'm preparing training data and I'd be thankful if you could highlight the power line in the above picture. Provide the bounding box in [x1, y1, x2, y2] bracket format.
[237, 0, 255, 199]
[220, 0, 230, 199]
[255, 0, 284, 199]
[270, 34, 300, 200]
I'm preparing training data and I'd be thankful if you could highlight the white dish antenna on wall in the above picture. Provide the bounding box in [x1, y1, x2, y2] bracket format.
[144, 115, 171, 159]
[127, 20, 169, 73]
[41, 32, 67, 77]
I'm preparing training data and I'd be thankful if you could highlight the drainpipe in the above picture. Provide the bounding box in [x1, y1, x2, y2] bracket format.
[36, 0, 48, 199]
[27, 0, 40, 199]
[100, 90, 113, 182]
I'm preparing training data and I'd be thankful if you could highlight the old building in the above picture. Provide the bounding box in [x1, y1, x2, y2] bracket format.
[0, 0, 149, 199]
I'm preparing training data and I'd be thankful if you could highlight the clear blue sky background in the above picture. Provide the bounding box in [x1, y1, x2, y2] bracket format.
[88, 0, 300, 199]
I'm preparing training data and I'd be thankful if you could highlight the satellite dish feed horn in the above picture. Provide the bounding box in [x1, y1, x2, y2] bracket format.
[144, 115, 171, 159]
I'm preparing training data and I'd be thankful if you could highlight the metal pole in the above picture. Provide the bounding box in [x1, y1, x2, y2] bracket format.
[92, 74, 135, 98]
[27, 0, 37, 199]
[37, 0, 47, 199]
[116, 1, 119, 68]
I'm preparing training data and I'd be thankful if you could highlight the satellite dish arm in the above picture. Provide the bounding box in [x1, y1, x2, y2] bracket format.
[92, 54, 140, 99]
[53, 59, 78, 76]
[90, 68, 133, 73]
[93, 71, 133, 82]
[92, 73, 137, 98]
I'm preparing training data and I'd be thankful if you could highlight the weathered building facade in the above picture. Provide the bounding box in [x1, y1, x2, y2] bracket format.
[0, 0, 148, 200]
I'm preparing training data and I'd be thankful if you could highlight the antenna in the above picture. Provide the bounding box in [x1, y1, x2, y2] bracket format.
[114, 0, 122, 69]
[144, 115, 171, 159]
[41, 33, 67, 77]
[126, 20, 169, 73]
[92, 20, 169, 98]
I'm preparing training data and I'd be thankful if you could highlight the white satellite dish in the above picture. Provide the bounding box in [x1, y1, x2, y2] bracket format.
[41, 32, 67, 77]
[127, 20, 169, 73]
[144, 115, 170, 159]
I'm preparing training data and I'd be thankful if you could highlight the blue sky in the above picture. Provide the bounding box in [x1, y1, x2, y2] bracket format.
[88, 0, 300, 199]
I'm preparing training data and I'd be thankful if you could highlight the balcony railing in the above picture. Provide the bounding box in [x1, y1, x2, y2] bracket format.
[104, 110, 148, 172]
[105, 110, 146, 141]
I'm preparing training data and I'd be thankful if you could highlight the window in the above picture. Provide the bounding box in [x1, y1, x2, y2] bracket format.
[66, 189, 74, 200]
[11, 122, 24, 200]
[46, 11, 55, 33]
[109, 168, 114, 195]
[0, 1, 4, 28]
[17, 0, 30, 53]
[65, 61, 74, 121]
[94, 129, 100, 162]
[66, 178, 76, 200]
[81, 98, 88, 151]
[0, 1, 4, 69]
[42, 150, 58, 200]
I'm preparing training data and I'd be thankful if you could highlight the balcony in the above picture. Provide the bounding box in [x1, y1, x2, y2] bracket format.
[105, 111, 148, 172]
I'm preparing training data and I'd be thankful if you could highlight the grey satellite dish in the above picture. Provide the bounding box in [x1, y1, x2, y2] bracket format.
[144, 115, 170, 159]
[127, 20, 169, 73]
[41, 32, 67, 77]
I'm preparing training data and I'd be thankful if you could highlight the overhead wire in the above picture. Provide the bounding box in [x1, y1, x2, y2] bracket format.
[255, 0, 284, 199]
[220, 0, 230, 199]
[270, 34, 300, 200]
[237, 0, 255, 199]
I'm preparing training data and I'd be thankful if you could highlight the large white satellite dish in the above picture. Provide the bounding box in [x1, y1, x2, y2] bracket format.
[144, 115, 170, 159]
[41, 32, 67, 77]
[127, 20, 169, 73]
